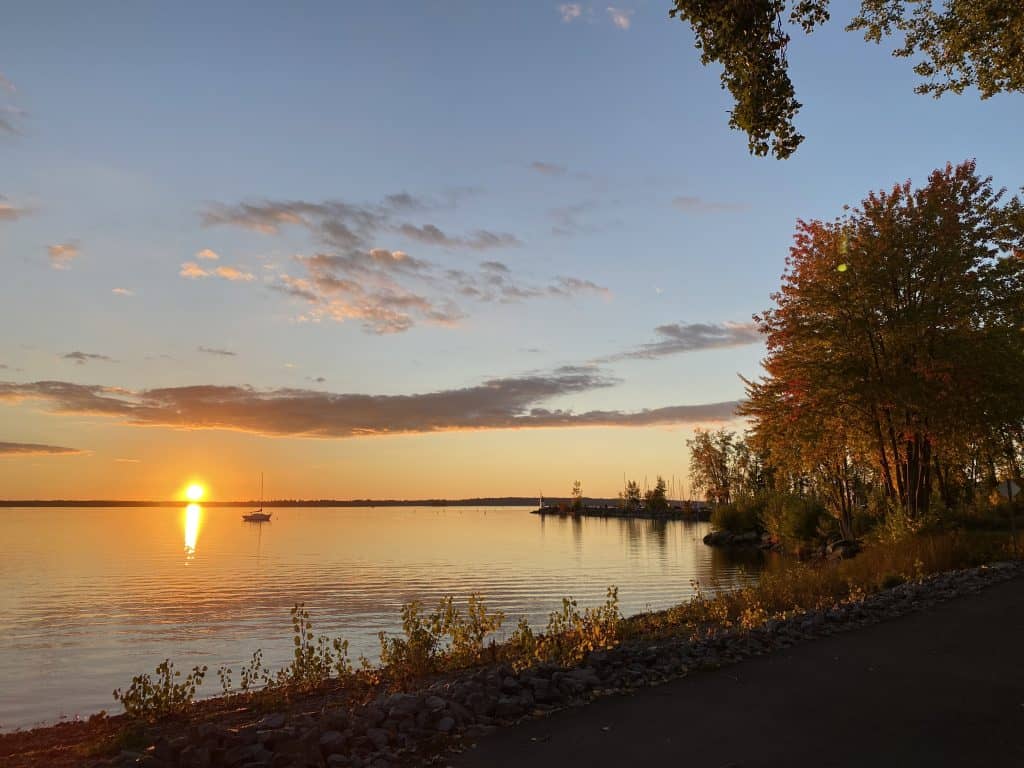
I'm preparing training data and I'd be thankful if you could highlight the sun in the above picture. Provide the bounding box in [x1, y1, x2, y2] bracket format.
[185, 483, 205, 502]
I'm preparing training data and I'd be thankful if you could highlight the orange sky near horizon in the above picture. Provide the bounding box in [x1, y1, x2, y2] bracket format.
[0, 417, 743, 501]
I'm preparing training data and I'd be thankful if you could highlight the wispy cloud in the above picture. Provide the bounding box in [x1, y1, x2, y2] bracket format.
[549, 200, 601, 236]
[63, 351, 114, 365]
[597, 322, 762, 362]
[111, 287, 134, 296]
[196, 248, 220, 260]
[0, 195, 28, 221]
[214, 265, 255, 281]
[0, 73, 15, 94]
[179, 261, 208, 278]
[0, 372, 739, 438]
[396, 223, 520, 251]
[0, 441, 82, 457]
[0, 106, 27, 136]
[559, 3, 584, 23]
[530, 161, 568, 176]
[606, 6, 633, 30]
[180, 261, 254, 281]
[115, 457, 141, 463]
[198, 346, 236, 357]
[672, 196, 749, 214]
[202, 194, 520, 254]
[204, 192, 606, 334]
[47, 242, 80, 270]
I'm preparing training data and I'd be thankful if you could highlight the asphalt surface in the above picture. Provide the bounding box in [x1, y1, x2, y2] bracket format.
[453, 576, 1024, 767]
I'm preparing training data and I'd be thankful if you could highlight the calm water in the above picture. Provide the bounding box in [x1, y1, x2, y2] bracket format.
[0, 506, 766, 730]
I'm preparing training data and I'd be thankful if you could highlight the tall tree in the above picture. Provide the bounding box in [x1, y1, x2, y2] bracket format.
[742, 161, 1024, 520]
[669, 1, 1024, 158]
[688, 428, 737, 504]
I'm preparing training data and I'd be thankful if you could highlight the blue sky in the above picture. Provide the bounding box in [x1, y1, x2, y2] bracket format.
[1, 2, 1022, 499]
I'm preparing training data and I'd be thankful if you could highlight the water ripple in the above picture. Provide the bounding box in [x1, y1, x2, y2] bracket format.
[0, 506, 767, 730]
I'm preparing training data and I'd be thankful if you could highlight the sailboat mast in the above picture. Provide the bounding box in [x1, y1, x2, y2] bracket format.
[260, 472, 264, 511]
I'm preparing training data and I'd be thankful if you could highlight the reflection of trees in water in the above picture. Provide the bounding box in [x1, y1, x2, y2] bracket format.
[708, 545, 772, 585]
[571, 515, 583, 554]
[646, 518, 668, 557]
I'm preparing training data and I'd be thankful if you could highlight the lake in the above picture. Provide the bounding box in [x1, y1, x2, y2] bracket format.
[0, 505, 767, 730]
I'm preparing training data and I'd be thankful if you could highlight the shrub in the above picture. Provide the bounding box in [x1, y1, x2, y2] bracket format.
[760, 493, 827, 543]
[533, 586, 621, 667]
[711, 497, 761, 533]
[113, 660, 207, 721]
[379, 594, 506, 677]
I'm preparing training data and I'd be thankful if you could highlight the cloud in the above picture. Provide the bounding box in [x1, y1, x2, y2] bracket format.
[214, 265, 255, 281]
[559, 4, 583, 22]
[0, 441, 82, 457]
[204, 192, 605, 334]
[0, 73, 15, 94]
[0, 106, 27, 136]
[63, 351, 114, 365]
[396, 223, 521, 250]
[198, 346, 237, 357]
[115, 457, 141, 463]
[112, 287, 134, 296]
[549, 200, 600, 236]
[530, 161, 568, 176]
[597, 321, 762, 362]
[202, 194, 521, 253]
[0, 372, 739, 438]
[179, 261, 209, 278]
[0, 195, 28, 221]
[196, 248, 220, 260]
[180, 261, 254, 281]
[672, 196, 749, 214]
[47, 242, 79, 270]
[607, 6, 633, 29]
[444, 263, 610, 306]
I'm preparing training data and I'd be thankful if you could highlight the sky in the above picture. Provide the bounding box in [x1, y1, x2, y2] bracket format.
[1, 1, 1022, 500]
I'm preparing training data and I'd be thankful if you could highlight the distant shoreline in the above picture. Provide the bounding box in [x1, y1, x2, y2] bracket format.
[0, 497, 629, 508]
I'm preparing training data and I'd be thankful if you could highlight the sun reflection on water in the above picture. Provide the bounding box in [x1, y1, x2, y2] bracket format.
[184, 503, 202, 558]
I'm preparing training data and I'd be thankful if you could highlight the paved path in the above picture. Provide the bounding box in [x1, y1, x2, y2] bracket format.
[453, 576, 1024, 767]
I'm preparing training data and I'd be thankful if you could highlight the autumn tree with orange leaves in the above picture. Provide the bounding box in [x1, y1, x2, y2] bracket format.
[741, 161, 1024, 537]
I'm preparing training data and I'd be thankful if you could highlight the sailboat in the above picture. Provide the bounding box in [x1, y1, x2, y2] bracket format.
[242, 473, 272, 522]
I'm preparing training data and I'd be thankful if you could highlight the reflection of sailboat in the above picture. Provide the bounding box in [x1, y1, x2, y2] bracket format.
[242, 473, 272, 522]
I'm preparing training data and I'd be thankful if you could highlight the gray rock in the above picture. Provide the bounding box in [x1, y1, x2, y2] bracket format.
[319, 730, 348, 756]
[566, 666, 601, 688]
[493, 696, 523, 719]
[178, 745, 211, 768]
[436, 715, 456, 733]
[362, 705, 386, 727]
[424, 694, 447, 713]
[259, 712, 287, 730]
[385, 692, 421, 718]
[366, 728, 391, 750]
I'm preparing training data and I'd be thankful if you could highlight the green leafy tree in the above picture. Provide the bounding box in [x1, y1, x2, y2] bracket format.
[644, 476, 670, 514]
[669, 0, 1024, 158]
[571, 480, 584, 513]
[620, 479, 643, 513]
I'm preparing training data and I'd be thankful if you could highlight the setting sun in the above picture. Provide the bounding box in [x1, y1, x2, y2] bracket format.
[185, 483, 205, 501]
